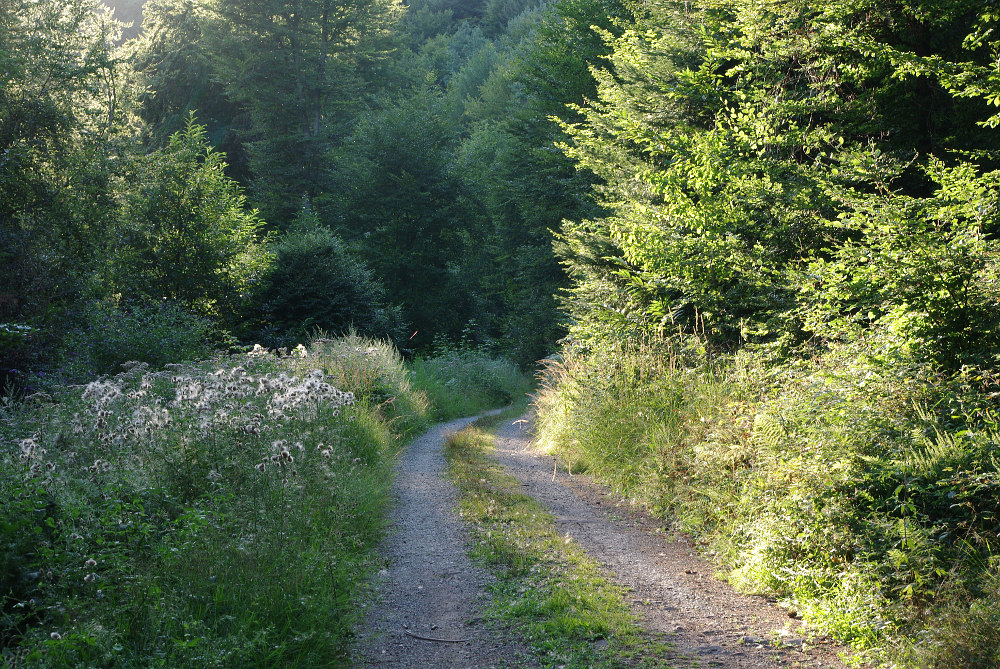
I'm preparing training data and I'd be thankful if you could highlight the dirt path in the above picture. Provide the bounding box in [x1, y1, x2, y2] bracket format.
[352, 411, 528, 668]
[354, 411, 852, 668]
[492, 414, 851, 668]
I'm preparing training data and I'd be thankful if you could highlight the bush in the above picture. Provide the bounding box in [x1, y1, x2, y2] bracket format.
[259, 209, 402, 346]
[534, 334, 1000, 663]
[0, 334, 528, 666]
[112, 117, 273, 328]
[0, 338, 413, 666]
[411, 347, 530, 420]
[48, 299, 213, 383]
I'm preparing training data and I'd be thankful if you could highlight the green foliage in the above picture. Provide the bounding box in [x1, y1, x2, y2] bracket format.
[0, 335, 523, 665]
[898, 576, 1000, 668]
[323, 85, 480, 349]
[555, 0, 1000, 354]
[535, 334, 1000, 662]
[209, 0, 403, 223]
[260, 206, 402, 345]
[0, 0, 123, 316]
[411, 347, 530, 420]
[113, 117, 273, 327]
[801, 159, 1000, 369]
[128, 0, 243, 159]
[48, 299, 213, 382]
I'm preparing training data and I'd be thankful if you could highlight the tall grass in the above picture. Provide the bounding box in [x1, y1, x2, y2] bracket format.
[1, 334, 526, 667]
[410, 349, 530, 420]
[534, 336, 1000, 665]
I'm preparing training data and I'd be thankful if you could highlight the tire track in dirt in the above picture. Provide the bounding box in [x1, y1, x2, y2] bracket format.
[492, 413, 851, 668]
[352, 411, 530, 668]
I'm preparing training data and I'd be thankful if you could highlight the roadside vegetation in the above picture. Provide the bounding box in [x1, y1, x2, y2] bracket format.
[532, 0, 1000, 665]
[534, 337, 1000, 666]
[0, 335, 526, 667]
[445, 411, 674, 669]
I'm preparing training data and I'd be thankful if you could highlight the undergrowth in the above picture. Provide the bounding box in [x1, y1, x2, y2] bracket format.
[0, 334, 524, 667]
[534, 336, 1000, 667]
[445, 410, 675, 668]
[411, 348, 530, 420]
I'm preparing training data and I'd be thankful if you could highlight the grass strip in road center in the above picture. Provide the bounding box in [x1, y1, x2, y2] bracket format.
[444, 411, 676, 668]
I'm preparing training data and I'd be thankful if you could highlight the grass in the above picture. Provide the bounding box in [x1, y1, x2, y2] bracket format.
[410, 349, 531, 420]
[444, 407, 676, 668]
[0, 334, 527, 667]
[532, 337, 1000, 667]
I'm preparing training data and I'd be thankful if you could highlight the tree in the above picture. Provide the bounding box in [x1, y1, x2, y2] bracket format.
[0, 0, 123, 312]
[113, 117, 273, 328]
[208, 0, 403, 224]
[555, 0, 1000, 359]
[322, 85, 478, 348]
[260, 205, 402, 343]
[128, 0, 245, 173]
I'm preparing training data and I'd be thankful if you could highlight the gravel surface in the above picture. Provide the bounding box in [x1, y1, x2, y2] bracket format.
[354, 411, 854, 668]
[492, 414, 852, 669]
[352, 411, 530, 668]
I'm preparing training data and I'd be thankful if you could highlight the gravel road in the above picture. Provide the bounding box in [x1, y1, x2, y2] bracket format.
[354, 411, 852, 668]
[352, 411, 530, 668]
[492, 414, 850, 668]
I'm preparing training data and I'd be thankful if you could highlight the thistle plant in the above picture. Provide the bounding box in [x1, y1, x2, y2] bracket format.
[1, 338, 409, 667]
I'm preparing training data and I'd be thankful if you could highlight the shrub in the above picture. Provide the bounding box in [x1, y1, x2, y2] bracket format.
[47, 299, 213, 383]
[0, 338, 409, 666]
[259, 208, 402, 346]
[534, 333, 1000, 662]
[112, 116, 273, 327]
[411, 348, 530, 420]
[0, 334, 525, 666]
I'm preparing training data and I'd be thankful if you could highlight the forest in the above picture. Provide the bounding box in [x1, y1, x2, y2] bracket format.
[2, 0, 1000, 665]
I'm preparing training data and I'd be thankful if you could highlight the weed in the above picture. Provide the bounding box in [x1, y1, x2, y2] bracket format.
[0, 335, 526, 667]
[533, 336, 1000, 666]
[412, 350, 530, 420]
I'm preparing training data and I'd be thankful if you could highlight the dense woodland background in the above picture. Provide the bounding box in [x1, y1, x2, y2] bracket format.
[2, 0, 617, 386]
[4, 0, 1000, 665]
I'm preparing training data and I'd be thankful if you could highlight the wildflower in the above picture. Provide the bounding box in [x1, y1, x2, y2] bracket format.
[295, 344, 308, 357]
[248, 343, 269, 357]
[84, 558, 97, 568]
[255, 462, 266, 472]
[84, 573, 96, 583]
[50, 632, 61, 640]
